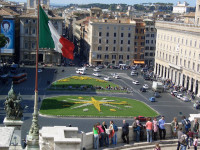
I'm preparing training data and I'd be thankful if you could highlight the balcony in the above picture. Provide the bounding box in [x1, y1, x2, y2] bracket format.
[169, 63, 182, 70]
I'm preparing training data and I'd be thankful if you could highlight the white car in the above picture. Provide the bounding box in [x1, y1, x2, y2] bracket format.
[76, 70, 85, 75]
[104, 77, 110, 81]
[177, 94, 183, 99]
[143, 84, 149, 89]
[93, 73, 100, 77]
[181, 96, 190, 102]
[113, 74, 120, 79]
[93, 67, 100, 72]
[131, 71, 138, 76]
[132, 80, 140, 85]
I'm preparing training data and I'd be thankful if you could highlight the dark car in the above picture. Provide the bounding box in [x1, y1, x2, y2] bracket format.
[140, 88, 146, 92]
[154, 92, 161, 98]
[144, 76, 150, 80]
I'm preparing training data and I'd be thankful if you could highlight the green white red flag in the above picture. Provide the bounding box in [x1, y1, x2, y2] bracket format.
[39, 5, 74, 60]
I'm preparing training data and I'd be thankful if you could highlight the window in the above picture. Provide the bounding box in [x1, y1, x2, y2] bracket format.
[106, 32, 109, 37]
[188, 61, 190, 69]
[151, 40, 154, 44]
[113, 47, 116, 51]
[128, 33, 131, 37]
[145, 53, 148, 56]
[120, 47, 123, 51]
[193, 63, 195, 70]
[197, 64, 200, 72]
[135, 48, 137, 52]
[141, 36, 145, 39]
[127, 55, 129, 59]
[119, 55, 123, 59]
[105, 55, 109, 59]
[151, 34, 154, 37]
[32, 19, 36, 23]
[98, 46, 102, 51]
[146, 40, 149, 44]
[127, 47, 130, 51]
[32, 42, 36, 49]
[25, 42, 28, 49]
[114, 40, 116, 44]
[145, 47, 149, 50]
[112, 55, 116, 59]
[180, 58, 182, 65]
[121, 40, 123, 44]
[25, 28, 29, 34]
[99, 32, 102, 36]
[121, 33, 124, 37]
[136, 29, 138, 33]
[114, 33, 116, 37]
[106, 47, 109, 51]
[32, 28, 36, 34]
[128, 40, 130, 44]
[135, 36, 138, 39]
[146, 34, 150, 37]
[25, 19, 29, 24]
[106, 39, 109, 44]
[99, 39, 101, 44]
[107, 26, 109, 30]
[190, 40, 192, 46]
[150, 53, 153, 56]
[97, 54, 101, 59]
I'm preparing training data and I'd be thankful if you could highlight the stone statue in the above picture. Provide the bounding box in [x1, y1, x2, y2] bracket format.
[4, 83, 23, 120]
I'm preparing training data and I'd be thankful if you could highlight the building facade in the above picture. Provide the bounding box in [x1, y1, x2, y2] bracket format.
[154, 21, 200, 96]
[87, 18, 136, 66]
[173, 1, 195, 14]
[144, 19, 156, 66]
[195, 0, 200, 25]
[19, 14, 64, 64]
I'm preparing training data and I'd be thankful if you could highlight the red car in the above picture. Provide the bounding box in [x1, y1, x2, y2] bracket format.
[134, 116, 147, 122]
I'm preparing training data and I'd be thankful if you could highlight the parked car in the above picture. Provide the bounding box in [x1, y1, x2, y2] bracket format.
[134, 116, 146, 122]
[181, 96, 190, 102]
[133, 80, 140, 85]
[154, 92, 161, 98]
[177, 94, 183, 99]
[140, 88, 146, 92]
[171, 90, 178, 97]
[104, 77, 110, 81]
[149, 97, 155, 102]
[93, 73, 100, 77]
[143, 84, 149, 89]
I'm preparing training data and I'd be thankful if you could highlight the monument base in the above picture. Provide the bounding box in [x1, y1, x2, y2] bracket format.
[26, 134, 39, 150]
[3, 117, 23, 149]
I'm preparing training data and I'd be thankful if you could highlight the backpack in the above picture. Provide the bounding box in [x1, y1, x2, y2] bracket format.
[113, 124, 118, 132]
[185, 119, 191, 129]
[180, 134, 187, 145]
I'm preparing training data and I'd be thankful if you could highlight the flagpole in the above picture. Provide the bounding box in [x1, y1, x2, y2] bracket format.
[26, 0, 40, 149]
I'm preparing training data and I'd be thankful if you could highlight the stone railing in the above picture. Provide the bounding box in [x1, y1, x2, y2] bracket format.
[39, 123, 184, 150]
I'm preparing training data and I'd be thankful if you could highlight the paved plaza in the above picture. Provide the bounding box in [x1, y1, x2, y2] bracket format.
[0, 66, 199, 139]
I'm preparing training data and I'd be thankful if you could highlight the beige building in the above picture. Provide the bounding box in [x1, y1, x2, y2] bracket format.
[154, 0, 200, 96]
[154, 21, 200, 96]
[87, 18, 136, 66]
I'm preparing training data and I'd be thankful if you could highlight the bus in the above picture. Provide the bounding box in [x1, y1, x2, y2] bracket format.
[12, 73, 27, 84]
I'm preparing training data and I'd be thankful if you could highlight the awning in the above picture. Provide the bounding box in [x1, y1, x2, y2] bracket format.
[133, 60, 145, 64]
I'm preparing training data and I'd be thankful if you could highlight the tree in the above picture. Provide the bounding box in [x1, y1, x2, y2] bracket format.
[0, 33, 7, 48]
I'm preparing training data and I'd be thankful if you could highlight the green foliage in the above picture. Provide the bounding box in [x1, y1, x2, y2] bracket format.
[40, 96, 159, 117]
[0, 34, 7, 48]
[79, 3, 110, 9]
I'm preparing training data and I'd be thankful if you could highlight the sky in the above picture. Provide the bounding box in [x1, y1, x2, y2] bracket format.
[11, 0, 196, 6]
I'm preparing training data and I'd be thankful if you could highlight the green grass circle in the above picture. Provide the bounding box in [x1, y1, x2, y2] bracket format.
[40, 96, 159, 117]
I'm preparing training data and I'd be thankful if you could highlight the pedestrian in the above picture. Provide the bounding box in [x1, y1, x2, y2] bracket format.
[122, 120, 129, 144]
[109, 121, 117, 145]
[132, 117, 141, 142]
[171, 117, 179, 138]
[146, 117, 153, 143]
[153, 117, 158, 141]
[193, 136, 198, 150]
[187, 128, 194, 149]
[177, 128, 184, 150]
[154, 143, 161, 150]
[180, 133, 187, 150]
[93, 124, 99, 149]
[181, 116, 191, 134]
[97, 122, 105, 147]
[193, 118, 199, 137]
[102, 121, 109, 147]
[158, 116, 166, 140]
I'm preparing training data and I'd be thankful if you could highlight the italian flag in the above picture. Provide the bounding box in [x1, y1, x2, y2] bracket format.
[39, 5, 74, 60]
